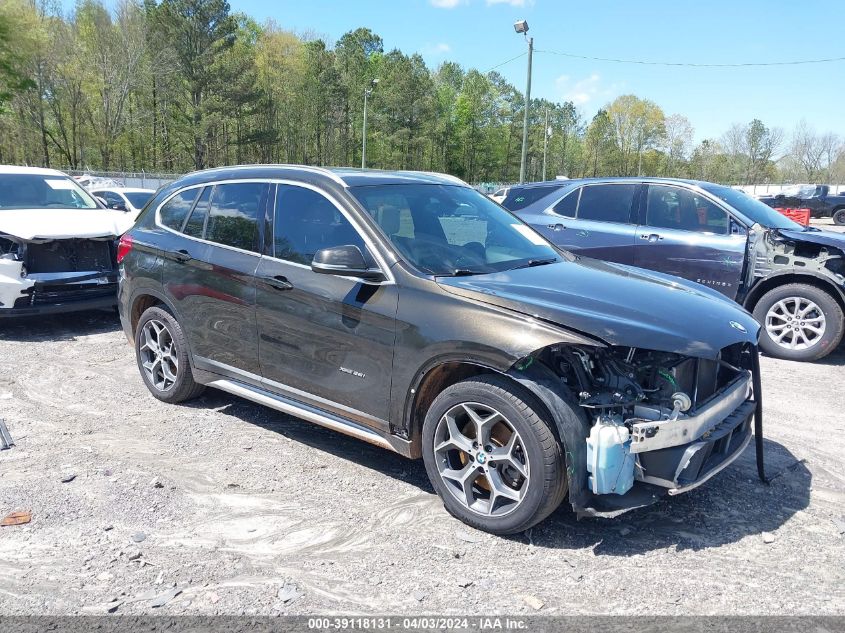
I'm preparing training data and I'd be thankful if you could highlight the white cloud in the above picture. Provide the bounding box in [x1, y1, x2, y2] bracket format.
[429, 0, 463, 8]
[556, 73, 620, 106]
[423, 42, 452, 55]
[486, 0, 534, 6]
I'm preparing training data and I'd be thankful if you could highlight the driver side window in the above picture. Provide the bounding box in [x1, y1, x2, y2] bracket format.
[646, 185, 728, 235]
[273, 185, 370, 265]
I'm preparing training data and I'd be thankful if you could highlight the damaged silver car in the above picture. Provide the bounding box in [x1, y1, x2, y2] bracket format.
[0, 166, 135, 316]
[515, 178, 845, 361]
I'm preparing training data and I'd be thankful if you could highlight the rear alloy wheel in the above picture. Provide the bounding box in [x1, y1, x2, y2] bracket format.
[833, 209, 845, 226]
[135, 305, 205, 403]
[422, 375, 567, 534]
[754, 284, 844, 362]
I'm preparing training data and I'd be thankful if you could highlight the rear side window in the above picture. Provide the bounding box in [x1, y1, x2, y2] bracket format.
[183, 187, 211, 238]
[273, 185, 368, 265]
[501, 185, 562, 211]
[552, 188, 580, 217]
[577, 184, 637, 224]
[646, 185, 728, 235]
[160, 188, 199, 230]
[205, 182, 267, 252]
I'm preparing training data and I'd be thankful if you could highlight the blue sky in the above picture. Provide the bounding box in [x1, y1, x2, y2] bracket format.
[70, 0, 845, 141]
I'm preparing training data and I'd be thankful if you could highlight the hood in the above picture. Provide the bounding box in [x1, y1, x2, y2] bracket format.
[0, 208, 135, 241]
[436, 258, 759, 359]
[776, 227, 845, 252]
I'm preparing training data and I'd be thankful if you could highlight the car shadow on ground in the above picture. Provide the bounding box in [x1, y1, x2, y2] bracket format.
[0, 309, 121, 342]
[191, 390, 810, 554]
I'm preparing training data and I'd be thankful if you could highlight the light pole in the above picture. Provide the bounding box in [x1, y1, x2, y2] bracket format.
[514, 20, 533, 183]
[361, 78, 378, 169]
[542, 107, 551, 181]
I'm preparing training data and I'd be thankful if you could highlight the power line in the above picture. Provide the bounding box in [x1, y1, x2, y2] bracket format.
[484, 51, 527, 73]
[535, 48, 845, 68]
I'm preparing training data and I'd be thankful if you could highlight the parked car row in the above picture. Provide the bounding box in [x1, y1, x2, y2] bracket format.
[5, 162, 839, 534]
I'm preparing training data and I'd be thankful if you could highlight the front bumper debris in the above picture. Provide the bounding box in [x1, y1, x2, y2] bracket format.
[577, 348, 766, 518]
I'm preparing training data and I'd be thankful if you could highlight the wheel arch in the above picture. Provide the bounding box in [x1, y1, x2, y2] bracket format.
[404, 359, 505, 458]
[128, 289, 180, 338]
[743, 271, 845, 314]
[405, 349, 592, 511]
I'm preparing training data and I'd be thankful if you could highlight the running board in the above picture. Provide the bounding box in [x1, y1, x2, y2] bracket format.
[206, 379, 398, 453]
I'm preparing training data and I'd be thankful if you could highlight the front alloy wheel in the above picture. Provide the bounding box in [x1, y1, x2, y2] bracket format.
[764, 297, 826, 352]
[421, 375, 569, 534]
[434, 402, 529, 517]
[754, 283, 844, 362]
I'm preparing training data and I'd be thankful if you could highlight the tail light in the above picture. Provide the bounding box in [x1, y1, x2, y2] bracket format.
[116, 234, 134, 264]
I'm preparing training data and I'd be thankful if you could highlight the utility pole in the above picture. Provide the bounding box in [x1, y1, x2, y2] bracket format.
[542, 107, 550, 181]
[361, 79, 379, 169]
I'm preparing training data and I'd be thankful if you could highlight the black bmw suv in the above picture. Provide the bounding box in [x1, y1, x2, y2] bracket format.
[118, 165, 766, 534]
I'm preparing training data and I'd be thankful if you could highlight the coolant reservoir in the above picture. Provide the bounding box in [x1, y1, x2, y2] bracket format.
[586, 417, 635, 496]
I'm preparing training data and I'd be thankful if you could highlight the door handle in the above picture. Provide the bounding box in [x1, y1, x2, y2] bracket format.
[639, 233, 664, 242]
[547, 223, 566, 231]
[262, 275, 293, 291]
[173, 249, 192, 263]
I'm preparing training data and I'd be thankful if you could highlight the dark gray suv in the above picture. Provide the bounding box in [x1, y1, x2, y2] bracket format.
[117, 165, 765, 534]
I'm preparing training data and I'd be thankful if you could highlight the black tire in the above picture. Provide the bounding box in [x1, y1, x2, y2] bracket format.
[134, 305, 205, 403]
[753, 283, 844, 362]
[833, 208, 845, 226]
[421, 374, 567, 535]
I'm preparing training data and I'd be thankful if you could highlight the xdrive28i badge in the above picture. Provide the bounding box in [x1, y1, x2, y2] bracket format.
[729, 321, 747, 333]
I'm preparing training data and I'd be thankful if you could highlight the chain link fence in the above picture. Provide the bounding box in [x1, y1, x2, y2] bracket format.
[62, 169, 182, 191]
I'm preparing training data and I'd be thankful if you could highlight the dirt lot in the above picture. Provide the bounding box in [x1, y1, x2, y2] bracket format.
[1, 222, 844, 616]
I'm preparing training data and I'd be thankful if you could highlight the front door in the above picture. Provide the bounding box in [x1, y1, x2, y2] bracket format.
[255, 183, 398, 429]
[634, 184, 747, 299]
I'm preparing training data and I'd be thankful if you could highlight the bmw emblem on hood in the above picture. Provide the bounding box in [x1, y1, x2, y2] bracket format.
[729, 321, 747, 333]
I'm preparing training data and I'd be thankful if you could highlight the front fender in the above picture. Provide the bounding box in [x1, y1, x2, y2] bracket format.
[507, 360, 592, 513]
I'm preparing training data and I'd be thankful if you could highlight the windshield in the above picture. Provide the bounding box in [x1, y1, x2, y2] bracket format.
[501, 184, 565, 211]
[125, 192, 154, 209]
[0, 174, 99, 210]
[780, 184, 816, 198]
[701, 184, 803, 231]
[349, 183, 561, 276]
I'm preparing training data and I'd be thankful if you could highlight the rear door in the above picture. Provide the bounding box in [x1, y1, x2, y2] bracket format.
[634, 183, 747, 298]
[255, 183, 398, 428]
[528, 183, 640, 265]
[161, 181, 268, 376]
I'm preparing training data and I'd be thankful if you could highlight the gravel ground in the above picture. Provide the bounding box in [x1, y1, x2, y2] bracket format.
[0, 220, 843, 617]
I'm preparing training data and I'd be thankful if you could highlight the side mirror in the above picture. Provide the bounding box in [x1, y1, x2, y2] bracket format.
[110, 202, 128, 211]
[311, 245, 385, 281]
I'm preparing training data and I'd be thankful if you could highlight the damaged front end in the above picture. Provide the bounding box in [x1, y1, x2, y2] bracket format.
[516, 341, 765, 517]
[0, 234, 118, 316]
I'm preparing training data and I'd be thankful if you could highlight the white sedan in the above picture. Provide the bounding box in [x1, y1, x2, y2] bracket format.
[0, 166, 135, 316]
[90, 187, 155, 215]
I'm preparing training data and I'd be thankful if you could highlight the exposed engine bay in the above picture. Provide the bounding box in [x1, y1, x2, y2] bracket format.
[746, 226, 845, 289]
[530, 342, 758, 509]
[0, 234, 117, 311]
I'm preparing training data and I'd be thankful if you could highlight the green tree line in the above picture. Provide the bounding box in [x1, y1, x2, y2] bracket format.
[1, 0, 843, 184]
